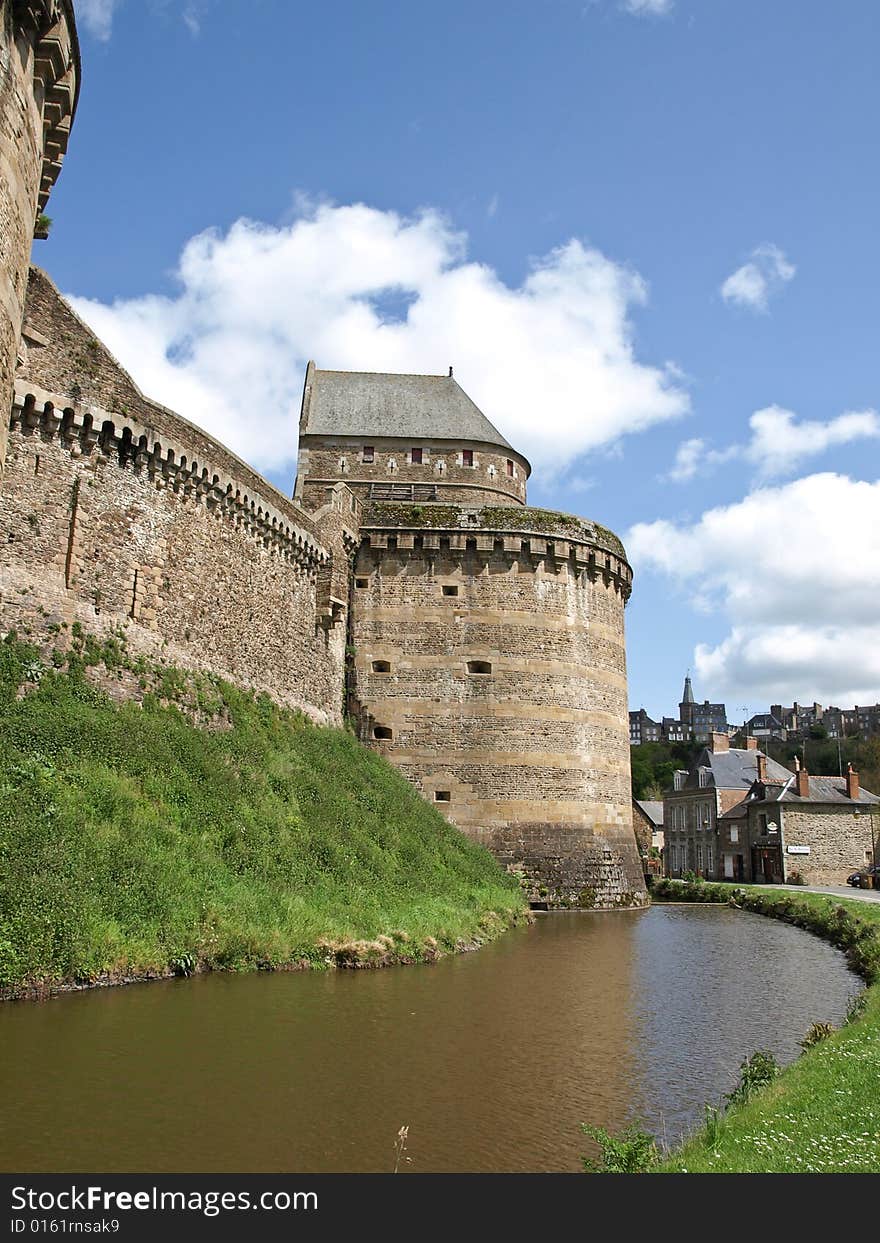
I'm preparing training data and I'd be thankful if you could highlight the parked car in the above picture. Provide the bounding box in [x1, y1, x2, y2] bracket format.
[846, 864, 880, 887]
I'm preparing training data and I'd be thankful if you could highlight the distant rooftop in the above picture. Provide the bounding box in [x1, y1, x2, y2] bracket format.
[299, 362, 526, 465]
[688, 747, 792, 791]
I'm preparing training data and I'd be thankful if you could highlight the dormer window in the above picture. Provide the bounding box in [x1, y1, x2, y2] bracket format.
[411, 447, 423, 465]
[362, 446, 375, 463]
[462, 449, 474, 467]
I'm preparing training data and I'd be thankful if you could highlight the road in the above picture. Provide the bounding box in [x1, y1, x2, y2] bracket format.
[754, 882, 880, 904]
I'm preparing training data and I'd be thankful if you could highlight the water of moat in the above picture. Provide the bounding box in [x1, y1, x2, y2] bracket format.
[0, 906, 861, 1173]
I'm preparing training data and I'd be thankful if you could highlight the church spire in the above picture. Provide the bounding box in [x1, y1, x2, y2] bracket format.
[682, 673, 695, 705]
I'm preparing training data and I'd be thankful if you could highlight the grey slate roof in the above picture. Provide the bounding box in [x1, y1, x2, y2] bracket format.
[300, 362, 520, 458]
[720, 774, 880, 818]
[636, 800, 664, 827]
[686, 747, 792, 791]
[776, 775, 880, 806]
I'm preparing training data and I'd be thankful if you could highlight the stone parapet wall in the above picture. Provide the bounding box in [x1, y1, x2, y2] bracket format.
[1, 380, 358, 723]
[349, 513, 645, 908]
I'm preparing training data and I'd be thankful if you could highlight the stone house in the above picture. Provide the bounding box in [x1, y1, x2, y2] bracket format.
[632, 799, 664, 873]
[663, 733, 792, 880]
[718, 759, 880, 886]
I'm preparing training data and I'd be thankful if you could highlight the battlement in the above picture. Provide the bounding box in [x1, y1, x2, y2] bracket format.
[359, 503, 632, 601]
[11, 381, 331, 571]
[11, 1, 80, 220]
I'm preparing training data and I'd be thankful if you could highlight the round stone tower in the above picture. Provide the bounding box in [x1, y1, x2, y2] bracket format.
[295, 364, 647, 909]
[0, 0, 79, 472]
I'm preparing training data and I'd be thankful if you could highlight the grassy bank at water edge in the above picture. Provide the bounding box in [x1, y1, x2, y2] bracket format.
[0, 633, 526, 998]
[652, 880, 880, 1172]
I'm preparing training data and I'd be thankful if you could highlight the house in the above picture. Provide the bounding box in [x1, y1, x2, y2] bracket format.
[744, 712, 787, 743]
[629, 709, 662, 746]
[663, 732, 792, 880]
[632, 799, 664, 872]
[661, 717, 692, 744]
[719, 760, 880, 886]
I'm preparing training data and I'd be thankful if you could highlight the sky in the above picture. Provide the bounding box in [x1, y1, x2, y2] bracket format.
[38, 0, 880, 722]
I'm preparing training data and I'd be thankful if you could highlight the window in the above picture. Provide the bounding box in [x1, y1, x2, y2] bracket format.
[362, 446, 375, 463]
[355, 578, 368, 589]
[462, 449, 474, 467]
[434, 791, 451, 803]
[506, 459, 514, 477]
[373, 725, 393, 740]
[442, 584, 459, 597]
[466, 660, 492, 675]
[371, 660, 391, 673]
[730, 827, 739, 844]
[411, 447, 423, 464]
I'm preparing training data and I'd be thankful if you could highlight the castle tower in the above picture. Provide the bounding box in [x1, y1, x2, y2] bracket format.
[0, 1, 79, 474]
[295, 364, 647, 909]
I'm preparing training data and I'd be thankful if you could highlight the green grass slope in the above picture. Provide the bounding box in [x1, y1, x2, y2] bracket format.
[0, 634, 525, 997]
[653, 883, 880, 1173]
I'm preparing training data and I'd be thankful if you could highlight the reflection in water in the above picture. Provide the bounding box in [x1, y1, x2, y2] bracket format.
[0, 907, 860, 1172]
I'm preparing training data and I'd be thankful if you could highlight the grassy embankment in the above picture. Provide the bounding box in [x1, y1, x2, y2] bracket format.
[0, 632, 526, 999]
[652, 879, 880, 1173]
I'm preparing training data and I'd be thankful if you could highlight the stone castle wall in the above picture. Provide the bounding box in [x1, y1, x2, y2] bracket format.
[296, 436, 529, 510]
[1, 273, 359, 723]
[0, 1, 78, 473]
[348, 502, 647, 907]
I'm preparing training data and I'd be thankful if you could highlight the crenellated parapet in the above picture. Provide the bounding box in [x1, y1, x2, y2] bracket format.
[1, 2, 79, 474]
[12, 0, 80, 221]
[359, 502, 633, 601]
[11, 381, 329, 573]
[1, 372, 359, 723]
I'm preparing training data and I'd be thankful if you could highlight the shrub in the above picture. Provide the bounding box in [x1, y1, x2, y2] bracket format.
[799, 1021, 834, 1050]
[724, 1051, 780, 1108]
[580, 1123, 659, 1173]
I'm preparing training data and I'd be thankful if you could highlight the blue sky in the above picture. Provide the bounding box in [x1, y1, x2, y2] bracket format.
[40, 0, 880, 720]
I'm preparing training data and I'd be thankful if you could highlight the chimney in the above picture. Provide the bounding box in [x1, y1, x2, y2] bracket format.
[794, 756, 810, 798]
[743, 736, 758, 751]
[756, 754, 767, 783]
[846, 763, 860, 801]
[709, 732, 729, 753]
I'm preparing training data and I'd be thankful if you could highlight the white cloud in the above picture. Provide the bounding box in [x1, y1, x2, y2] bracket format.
[746, 405, 880, 479]
[182, 6, 201, 36]
[622, 0, 673, 14]
[665, 405, 879, 483]
[68, 201, 688, 477]
[720, 243, 796, 313]
[77, 0, 121, 40]
[628, 473, 880, 703]
[666, 436, 739, 482]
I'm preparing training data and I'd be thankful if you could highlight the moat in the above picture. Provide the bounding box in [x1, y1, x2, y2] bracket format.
[0, 907, 860, 1173]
